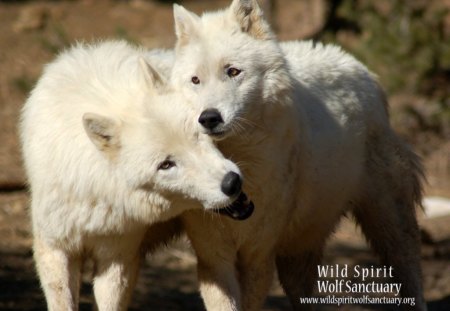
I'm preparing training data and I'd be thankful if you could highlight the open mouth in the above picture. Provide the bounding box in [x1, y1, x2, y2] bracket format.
[214, 192, 254, 220]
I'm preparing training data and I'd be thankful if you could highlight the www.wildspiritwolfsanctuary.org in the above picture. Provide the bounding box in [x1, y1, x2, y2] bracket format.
[316, 264, 402, 296]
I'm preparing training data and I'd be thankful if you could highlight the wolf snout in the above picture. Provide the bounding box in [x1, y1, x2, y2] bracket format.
[198, 108, 223, 130]
[221, 171, 242, 197]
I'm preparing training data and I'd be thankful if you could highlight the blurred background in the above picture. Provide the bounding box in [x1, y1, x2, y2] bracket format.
[0, 0, 449, 310]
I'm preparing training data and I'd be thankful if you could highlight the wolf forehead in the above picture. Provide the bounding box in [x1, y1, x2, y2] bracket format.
[173, 8, 274, 77]
[52, 42, 199, 135]
[127, 104, 202, 145]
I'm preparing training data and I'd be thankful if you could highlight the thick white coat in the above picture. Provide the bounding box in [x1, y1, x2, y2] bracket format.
[20, 40, 241, 310]
[169, 1, 425, 310]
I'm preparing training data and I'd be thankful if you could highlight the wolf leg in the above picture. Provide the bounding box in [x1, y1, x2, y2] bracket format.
[276, 248, 323, 311]
[197, 259, 242, 311]
[182, 211, 242, 311]
[238, 251, 275, 311]
[34, 236, 81, 311]
[92, 231, 144, 311]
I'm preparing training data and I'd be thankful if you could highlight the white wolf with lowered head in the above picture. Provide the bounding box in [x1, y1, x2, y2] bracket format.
[170, 0, 426, 310]
[20, 40, 252, 311]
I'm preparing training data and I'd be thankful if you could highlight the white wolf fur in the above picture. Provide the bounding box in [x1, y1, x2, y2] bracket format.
[20, 40, 242, 311]
[170, 1, 426, 310]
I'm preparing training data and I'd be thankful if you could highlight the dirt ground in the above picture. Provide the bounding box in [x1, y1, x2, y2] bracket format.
[0, 1, 449, 310]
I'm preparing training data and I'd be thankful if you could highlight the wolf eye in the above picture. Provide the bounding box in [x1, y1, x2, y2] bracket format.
[191, 76, 200, 84]
[158, 160, 176, 170]
[227, 67, 241, 78]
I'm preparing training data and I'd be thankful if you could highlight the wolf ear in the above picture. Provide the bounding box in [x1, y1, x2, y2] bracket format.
[139, 57, 166, 90]
[173, 4, 200, 46]
[83, 113, 121, 153]
[229, 0, 273, 40]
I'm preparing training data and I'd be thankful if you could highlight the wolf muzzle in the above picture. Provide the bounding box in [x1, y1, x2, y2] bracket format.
[214, 192, 254, 220]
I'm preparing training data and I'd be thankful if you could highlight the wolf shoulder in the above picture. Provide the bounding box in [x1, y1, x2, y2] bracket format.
[281, 40, 388, 130]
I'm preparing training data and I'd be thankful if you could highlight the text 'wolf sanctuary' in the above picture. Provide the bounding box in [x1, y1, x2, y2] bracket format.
[317, 264, 400, 294]
[298, 264, 417, 306]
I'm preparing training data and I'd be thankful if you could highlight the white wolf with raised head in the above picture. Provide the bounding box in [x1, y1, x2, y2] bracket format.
[170, 0, 426, 310]
[20, 40, 252, 311]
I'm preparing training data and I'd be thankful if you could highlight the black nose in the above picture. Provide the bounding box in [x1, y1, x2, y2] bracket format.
[221, 171, 242, 197]
[198, 109, 223, 130]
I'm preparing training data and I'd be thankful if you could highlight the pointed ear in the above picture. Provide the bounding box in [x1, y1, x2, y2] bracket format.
[173, 4, 200, 46]
[229, 0, 273, 40]
[83, 113, 121, 153]
[139, 57, 166, 89]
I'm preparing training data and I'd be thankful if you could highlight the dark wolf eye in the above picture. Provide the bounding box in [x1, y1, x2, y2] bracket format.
[191, 76, 200, 84]
[158, 160, 176, 170]
[227, 67, 241, 78]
